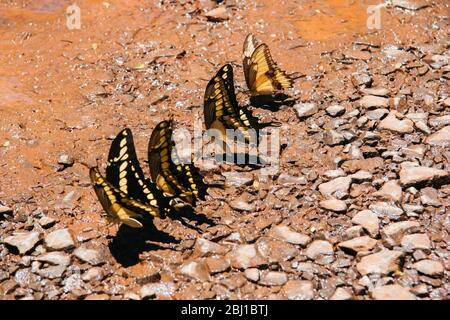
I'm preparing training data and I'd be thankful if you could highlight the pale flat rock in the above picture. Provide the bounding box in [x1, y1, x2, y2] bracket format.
[269, 225, 311, 246]
[369, 202, 404, 219]
[319, 198, 347, 212]
[392, 0, 428, 10]
[277, 173, 308, 185]
[140, 282, 175, 299]
[204, 6, 229, 21]
[73, 246, 106, 266]
[283, 280, 314, 300]
[426, 126, 450, 147]
[361, 87, 389, 97]
[193, 238, 229, 257]
[399, 166, 449, 187]
[420, 187, 441, 206]
[378, 111, 414, 133]
[338, 236, 377, 255]
[349, 170, 373, 183]
[401, 233, 431, 251]
[244, 268, 260, 282]
[381, 221, 421, 247]
[36, 252, 70, 267]
[225, 244, 267, 269]
[371, 284, 415, 300]
[204, 257, 230, 274]
[3, 232, 40, 255]
[293, 103, 318, 118]
[318, 176, 351, 197]
[259, 271, 287, 286]
[306, 240, 334, 260]
[330, 287, 353, 300]
[179, 260, 210, 282]
[359, 95, 389, 108]
[356, 250, 403, 275]
[413, 259, 444, 277]
[352, 210, 379, 237]
[44, 228, 75, 251]
[326, 104, 345, 117]
[429, 115, 450, 127]
[373, 180, 403, 203]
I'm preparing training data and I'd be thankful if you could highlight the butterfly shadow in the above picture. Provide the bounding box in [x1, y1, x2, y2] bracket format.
[249, 94, 296, 111]
[214, 152, 267, 170]
[108, 219, 180, 267]
[167, 206, 216, 233]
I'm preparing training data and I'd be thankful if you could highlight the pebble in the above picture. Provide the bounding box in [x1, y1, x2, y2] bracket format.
[381, 221, 420, 247]
[369, 202, 404, 219]
[361, 87, 389, 97]
[38, 264, 67, 279]
[373, 180, 403, 202]
[44, 229, 75, 251]
[330, 287, 353, 300]
[392, 0, 428, 11]
[413, 260, 444, 277]
[371, 284, 415, 300]
[244, 268, 260, 282]
[338, 236, 377, 255]
[326, 105, 345, 117]
[401, 233, 431, 252]
[319, 198, 347, 212]
[344, 225, 365, 240]
[225, 244, 267, 269]
[222, 172, 253, 186]
[323, 130, 346, 146]
[81, 267, 104, 282]
[283, 280, 314, 300]
[293, 103, 318, 118]
[359, 95, 389, 108]
[140, 282, 175, 299]
[324, 169, 346, 179]
[256, 238, 299, 263]
[378, 111, 414, 133]
[349, 170, 373, 183]
[318, 176, 351, 197]
[3, 232, 40, 255]
[204, 257, 230, 274]
[351, 210, 379, 237]
[420, 187, 441, 206]
[0, 205, 13, 215]
[399, 166, 449, 187]
[277, 173, 308, 185]
[429, 115, 450, 127]
[366, 108, 389, 120]
[228, 199, 254, 212]
[305, 240, 334, 260]
[179, 260, 210, 282]
[425, 126, 450, 147]
[258, 271, 287, 286]
[204, 6, 229, 21]
[73, 246, 106, 266]
[38, 216, 56, 229]
[193, 238, 229, 257]
[356, 250, 403, 275]
[268, 225, 311, 246]
[57, 154, 74, 167]
[36, 252, 70, 267]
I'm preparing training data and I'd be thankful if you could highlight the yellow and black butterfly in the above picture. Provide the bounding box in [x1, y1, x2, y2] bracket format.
[243, 33, 295, 96]
[148, 120, 208, 207]
[204, 64, 281, 148]
[104, 128, 170, 216]
[90, 167, 156, 228]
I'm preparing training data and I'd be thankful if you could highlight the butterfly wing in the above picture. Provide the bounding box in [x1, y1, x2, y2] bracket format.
[105, 128, 165, 216]
[245, 43, 293, 95]
[243, 33, 259, 90]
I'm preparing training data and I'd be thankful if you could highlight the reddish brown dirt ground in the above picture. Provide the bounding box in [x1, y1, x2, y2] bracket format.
[0, 0, 448, 300]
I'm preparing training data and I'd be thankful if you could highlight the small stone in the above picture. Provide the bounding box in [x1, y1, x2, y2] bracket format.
[44, 229, 75, 251]
[84, 294, 110, 300]
[352, 210, 379, 237]
[283, 280, 314, 300]
[37, 265, 67, 279]
[277, 173, 308, 185]
[318, 176, 351, 197]
[193, 238, 229, 257]
[256, 238, 299, 263]
[350, 170, 373, 183]
[81, 267, 104, 282]
[269, 225, 311, 246]
[356, 250, 403, 275]
[413, 260, 444, 277]
[344, 226, 365, 240]
[228, 199, 254, 212]
[36, 252, 70, 267]
[330, 287, 353, 300]
[399, 166, 449, 187]
[369, 202, 403, 219]
[324, 169, 346, 179]
[410, 284, 428, 296]
[179, 260, 210, 282]
[204, 257, 230, 274]
[244, 268, 260, 282]
[259, 271, 287, 286]
[401, 234, 431, 252]
[420, 187, 441, 206]
[306, 240, 334, 260]
[294, 103, 318, 118]
[73, 246, 106, 266]
[3, 232, 40, 255]
[373, 180, 403, 203]
[140, 282, 175, 299]
[204, 6, 229, 21]
[378, 111, 414, 133]
[222, 172, 253, 186]
[0, 205, 13, 215]
[225, 244, 267, 269]
[361, 87, 389, 97]
[371, 284, 415, 300]
[381, 221, 420, 247]
[58, 154, 74, 167]
[338, 236, 377, 255]
[323, 130, 346, 146]
[319, 198, 347, 212]
[429, 115, 450, 127]
[392, 0, 428, 11]
[366, 108, 389, 120]
[359, 95, 389, 108]
[38, 216, 56, 229]
[326, 105, 345, 116]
